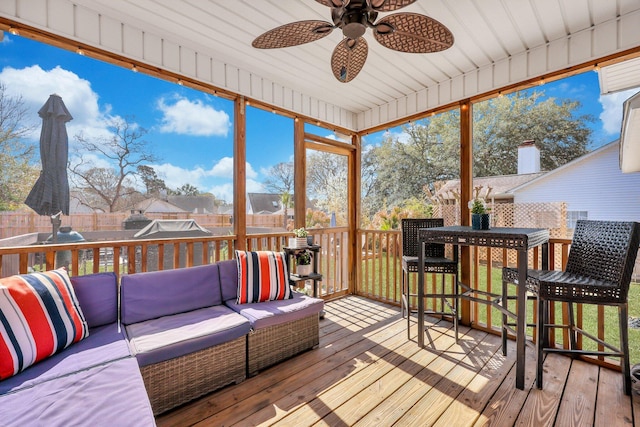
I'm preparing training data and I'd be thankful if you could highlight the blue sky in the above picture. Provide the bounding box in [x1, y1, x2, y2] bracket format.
[0, 33, 637, 202]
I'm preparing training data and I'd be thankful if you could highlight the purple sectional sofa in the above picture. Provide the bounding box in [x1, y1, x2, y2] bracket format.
[219, 260, 324, 376]
[0, 258, 325, 422]
[0, 272, 156, 426]
[121, 263, 251, 415]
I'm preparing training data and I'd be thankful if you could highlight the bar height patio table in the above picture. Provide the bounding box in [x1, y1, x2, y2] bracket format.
[417, 226, 550, 390]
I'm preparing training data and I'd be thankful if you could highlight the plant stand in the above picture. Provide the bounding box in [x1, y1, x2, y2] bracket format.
[283, 244, 324, 319]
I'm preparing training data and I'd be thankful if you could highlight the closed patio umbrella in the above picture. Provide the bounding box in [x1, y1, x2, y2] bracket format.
[25, 94, 73, 242]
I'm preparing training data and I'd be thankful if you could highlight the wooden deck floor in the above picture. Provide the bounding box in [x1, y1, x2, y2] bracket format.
[157, 296, 639, 426]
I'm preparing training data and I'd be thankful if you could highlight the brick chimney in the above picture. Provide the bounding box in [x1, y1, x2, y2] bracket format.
[518, 140, 540, 174]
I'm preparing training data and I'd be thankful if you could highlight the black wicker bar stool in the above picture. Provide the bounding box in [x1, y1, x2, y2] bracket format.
[503, 220, 640, 394]
[401, 218, 459, 341]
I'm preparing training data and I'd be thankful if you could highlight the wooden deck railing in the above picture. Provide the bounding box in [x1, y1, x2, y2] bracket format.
[0, 235, 235, 278]
[0, 228, 350, 301]
[0, 228, 631, 369]
[243, 227, 350, 299]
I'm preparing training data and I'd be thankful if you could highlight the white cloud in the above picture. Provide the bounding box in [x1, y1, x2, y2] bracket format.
[149, 158, 260, 201]
[156, 96, 230, 137]
[245, 162, 259, 180]
[386, 129, 411, 144]
[247, 179, 264, 193]
[208, 182, 233, 203]
[210, 157, 233, 178]
[210, 157, 258, 179]
[599, 88, 640, 135]
[323, 132, 350, 142]
[204, 178, 263, 204]
[151, 163, 209, 191]
[0, 64, 112, 143]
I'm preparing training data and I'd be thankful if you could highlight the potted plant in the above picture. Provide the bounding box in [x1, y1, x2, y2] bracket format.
[289, 228, 309, 248]
[468, 187, 491, 230]
[295, 250, 312, 276]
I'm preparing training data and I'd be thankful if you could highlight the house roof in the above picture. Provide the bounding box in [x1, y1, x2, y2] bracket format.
[247, 193, 281, 214]
[3, 1, 639, 131]
[133, 198, 187, 214]
[435, 172, 546, 201]
[508, 140, 619, 193]
[167, 195, 218, 214]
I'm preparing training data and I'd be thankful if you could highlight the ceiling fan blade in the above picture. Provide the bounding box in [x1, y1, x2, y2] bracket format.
[316, 0, 349, 7]
[368, 0, 417, 12]
[331, 37, 368, 83]
[373, 13, 454, 53]
[252, 20, 334, 49]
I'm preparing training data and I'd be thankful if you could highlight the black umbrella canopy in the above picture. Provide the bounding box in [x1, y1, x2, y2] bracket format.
[25, 94, 73, 216]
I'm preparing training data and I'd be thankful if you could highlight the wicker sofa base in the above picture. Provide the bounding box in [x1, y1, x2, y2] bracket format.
[140, 335, 246, 415]
[248, 314, 320, 376]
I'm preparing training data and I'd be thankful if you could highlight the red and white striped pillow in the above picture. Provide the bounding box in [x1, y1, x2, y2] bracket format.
[0, 269, 89, 379]
[235, 250, 291, 304]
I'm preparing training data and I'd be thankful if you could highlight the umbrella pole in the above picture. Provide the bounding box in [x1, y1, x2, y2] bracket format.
[51, 212, 62, 244]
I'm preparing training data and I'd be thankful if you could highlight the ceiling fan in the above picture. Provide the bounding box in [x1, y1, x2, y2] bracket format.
[252, 0, 454, 83]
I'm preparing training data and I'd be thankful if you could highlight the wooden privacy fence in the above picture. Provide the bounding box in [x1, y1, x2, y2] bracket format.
[0, 211, 285, 238]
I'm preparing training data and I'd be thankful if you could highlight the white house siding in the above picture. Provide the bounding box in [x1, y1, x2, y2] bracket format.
[512, 141, 640, 222]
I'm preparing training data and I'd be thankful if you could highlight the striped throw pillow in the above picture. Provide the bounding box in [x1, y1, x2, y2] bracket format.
[0, 269, 89, 379]
[235, 250, 291, 304]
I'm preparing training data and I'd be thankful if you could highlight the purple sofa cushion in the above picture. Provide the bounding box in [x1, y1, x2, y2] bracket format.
[70, 272, 118, 328]
[121, 263, 222, 325]
[0, 324, 130, 394]
[225, 292, 324, 330]
[0, 357, 155, 427]
[219, 259, 239, 302]
[125, 305, 250, 367]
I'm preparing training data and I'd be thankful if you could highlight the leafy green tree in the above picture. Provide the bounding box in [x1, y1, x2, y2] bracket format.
[472, 91, 592, 176]
[364, 90, 592, 219]
[172, 183, 199, 196]
[137, 165, 167, 196]
[366, 113, 459, 212]
[280, 191, 292, 228]
[0, 84, 39, 210]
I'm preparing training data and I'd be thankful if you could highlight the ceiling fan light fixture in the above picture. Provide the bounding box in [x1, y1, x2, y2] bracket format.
[343, 22, 366, 39]
[341, 11, 367, 39]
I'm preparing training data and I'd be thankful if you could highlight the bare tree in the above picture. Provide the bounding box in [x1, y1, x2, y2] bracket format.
[70, 116, 158, 212]
[0, 83, 39, 210]
[307, 151, 348, 224]
[263, 162, 294, 194]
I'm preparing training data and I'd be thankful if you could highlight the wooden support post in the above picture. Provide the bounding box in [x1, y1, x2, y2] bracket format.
[234, 96, 247, 251]
[460, 99, 473, 326]
[293, 118, 306, 229]
[350, 134, 362, 295]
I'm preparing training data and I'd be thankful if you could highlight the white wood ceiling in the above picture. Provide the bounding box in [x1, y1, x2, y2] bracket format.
[2, 0, 640, 131]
